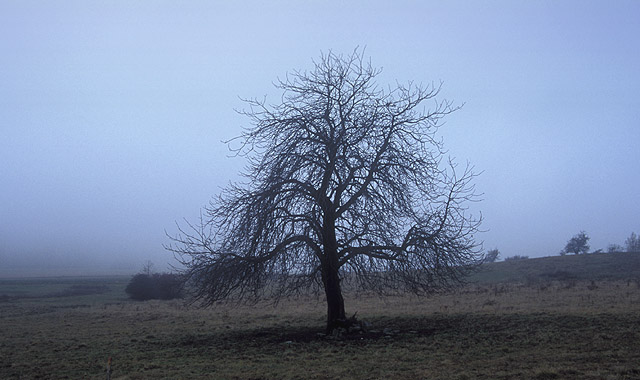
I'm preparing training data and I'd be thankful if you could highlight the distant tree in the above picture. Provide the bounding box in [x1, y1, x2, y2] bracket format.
[484, 248, 500, 263]
[607, 244, 624, 253]
[504, 255, 528, 261]
[142, 260, 155, 276]
[167, 49, 482, 333]
[625, 232, 640, 252]
[561, 231, 590, 255]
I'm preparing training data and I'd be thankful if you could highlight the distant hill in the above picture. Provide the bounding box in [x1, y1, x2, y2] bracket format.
[471, 251, 640, 284]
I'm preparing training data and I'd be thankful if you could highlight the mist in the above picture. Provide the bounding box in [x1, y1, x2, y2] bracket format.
[1, 1, 639, 277]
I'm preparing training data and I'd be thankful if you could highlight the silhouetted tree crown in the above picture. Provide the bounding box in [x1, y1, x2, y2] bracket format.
[485, 248, 500, 263]
[561, 231, 590, 255]
[167, 49, 482, 332]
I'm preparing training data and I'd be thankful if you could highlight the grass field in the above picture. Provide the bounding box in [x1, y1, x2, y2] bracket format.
[1, 252, 639, 379]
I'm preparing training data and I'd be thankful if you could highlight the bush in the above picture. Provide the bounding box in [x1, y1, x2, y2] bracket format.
[607, 244, 624, 253]
[504, 255, 529, 261]
[125, 273, 183, 301]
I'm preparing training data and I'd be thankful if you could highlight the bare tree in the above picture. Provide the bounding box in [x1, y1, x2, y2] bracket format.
[626, 232, 640, 252]
[167, 50, 482, 333]
[142, 260, 155, 276]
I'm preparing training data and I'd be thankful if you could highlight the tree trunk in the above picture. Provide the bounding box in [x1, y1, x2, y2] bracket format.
[321, 254, 346, 333]
[321, 195, 346, 333]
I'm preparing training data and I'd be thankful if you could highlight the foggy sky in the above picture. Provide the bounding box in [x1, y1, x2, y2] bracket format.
[1, 1, 639, 277]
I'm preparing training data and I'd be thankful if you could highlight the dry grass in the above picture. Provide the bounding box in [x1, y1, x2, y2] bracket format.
[1, 257, 640, 379]
[0, 254, 640, 379]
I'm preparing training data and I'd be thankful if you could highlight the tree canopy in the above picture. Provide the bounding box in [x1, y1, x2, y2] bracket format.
[561, 231, 590, 255]
[485, 248, 500, 263]
[167, 50, 482, 332]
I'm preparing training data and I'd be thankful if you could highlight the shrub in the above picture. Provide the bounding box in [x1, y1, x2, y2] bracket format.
[607, 244, 624, 253]
[155, 273, 183, 300]
[504, 255, 529, 261]
[125, 273, 183, 301]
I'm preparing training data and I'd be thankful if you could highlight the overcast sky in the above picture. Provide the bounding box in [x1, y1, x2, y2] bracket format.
[1, 1, 639, 277]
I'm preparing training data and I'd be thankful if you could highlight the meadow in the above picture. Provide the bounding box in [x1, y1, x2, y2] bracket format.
[1, 252, 639, 379]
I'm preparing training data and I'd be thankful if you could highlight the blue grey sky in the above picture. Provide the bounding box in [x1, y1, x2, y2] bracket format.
[1, 1, 639, 277]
